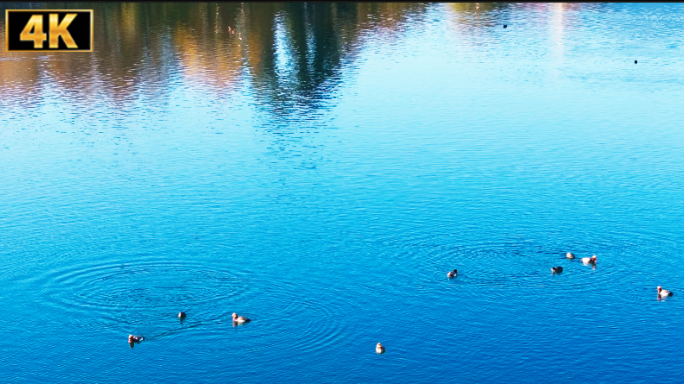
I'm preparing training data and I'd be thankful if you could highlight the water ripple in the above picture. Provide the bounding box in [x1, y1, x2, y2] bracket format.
[34, 259, 252, 334]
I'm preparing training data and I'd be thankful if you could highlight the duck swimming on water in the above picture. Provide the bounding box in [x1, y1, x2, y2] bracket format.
[551, 266, 563, 274]
[582, 255, 597, 265]
[658, 286, 673, 298]
[566, 252, 575, 259]
[376, 343, 385, 354]
[447, 269, 458, 278]
[232, 313, 251, 324]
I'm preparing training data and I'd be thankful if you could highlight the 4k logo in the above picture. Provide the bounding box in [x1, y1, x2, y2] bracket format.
[5, 10, 93, 52]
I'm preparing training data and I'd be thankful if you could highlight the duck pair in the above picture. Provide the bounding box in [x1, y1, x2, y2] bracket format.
[129, 312, 252, 345]
[553, 254, 595, 274]
[177, 311, 250, 323]
[566, 253, 597, 265]
[175, 312, 248, 323]
[568, 254, 672, 298]
[176, 311, 251, 323]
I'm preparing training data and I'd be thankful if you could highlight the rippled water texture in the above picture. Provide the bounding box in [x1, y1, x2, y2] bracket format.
[2, 3, 684, 383]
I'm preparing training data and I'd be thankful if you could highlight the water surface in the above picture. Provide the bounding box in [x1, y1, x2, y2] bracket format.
[2, 3, 684, 383]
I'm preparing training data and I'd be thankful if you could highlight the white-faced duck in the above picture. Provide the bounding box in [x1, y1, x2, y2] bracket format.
[376, 343, 385, 354]
[232, 312, 251, 324]
[582, 255, 597, 265]
[551, 266, 563, 274]
[447, 269, 458, 278]
[566, 252, 575, 259]
[658, 286, 673, 298]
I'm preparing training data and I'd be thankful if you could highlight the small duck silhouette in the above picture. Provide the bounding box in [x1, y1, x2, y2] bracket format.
[376, 343, 385, 354]
[128, 335, 143, 348]
[178, 312, 187, 320]
[658, 286, 673, 298]
[582, 255, 597, 265]
[232, 313, 251, 324]
[566, 252, 575, 259]
[447, 269, 458, 278]
[551, 266, 563, 274]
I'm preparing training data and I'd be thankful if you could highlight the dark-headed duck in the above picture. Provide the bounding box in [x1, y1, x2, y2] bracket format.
[128, 335, 143, 344]
[582, 255, 597, 265]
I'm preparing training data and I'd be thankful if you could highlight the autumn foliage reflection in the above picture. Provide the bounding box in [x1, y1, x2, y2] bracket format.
[0, 3, 426, 113]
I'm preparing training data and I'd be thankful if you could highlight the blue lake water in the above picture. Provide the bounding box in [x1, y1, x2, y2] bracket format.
[2, 3, 684, 382]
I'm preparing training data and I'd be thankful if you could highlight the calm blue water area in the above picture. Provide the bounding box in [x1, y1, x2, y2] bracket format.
[1, 3, 684, 382]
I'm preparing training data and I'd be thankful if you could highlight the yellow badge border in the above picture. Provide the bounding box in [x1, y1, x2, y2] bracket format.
[5, 9, 94, 52]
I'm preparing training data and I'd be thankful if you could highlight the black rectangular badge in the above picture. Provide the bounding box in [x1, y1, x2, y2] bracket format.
[6, 10, 93, 52]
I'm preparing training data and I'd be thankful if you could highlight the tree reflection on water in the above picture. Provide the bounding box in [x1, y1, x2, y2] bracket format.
[0, 3, 427, 117]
